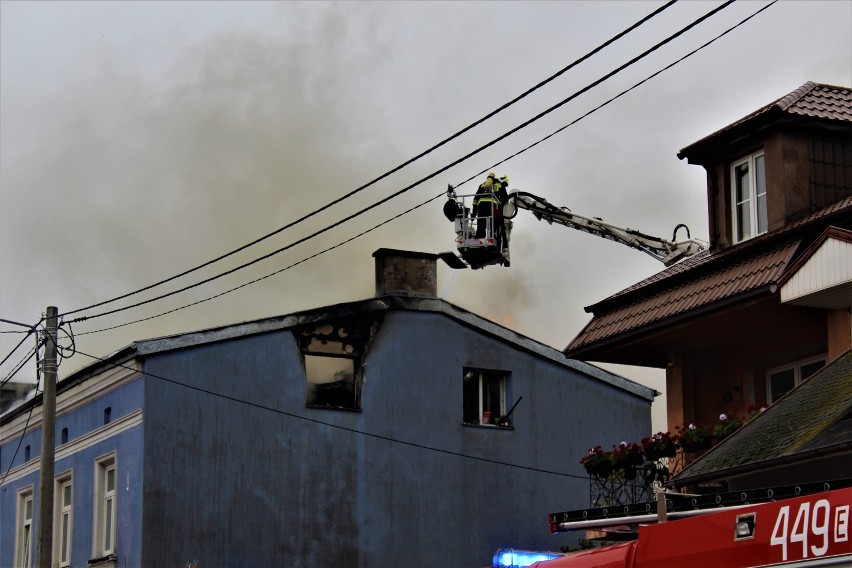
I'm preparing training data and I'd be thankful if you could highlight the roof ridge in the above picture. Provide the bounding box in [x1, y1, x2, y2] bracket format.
[773, 81, 817, 112]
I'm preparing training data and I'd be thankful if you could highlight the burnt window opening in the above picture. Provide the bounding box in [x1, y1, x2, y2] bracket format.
[463, 368, 511, 427]
[305, 355, 359, 409]
[61, 427, 69, 444]
[296, 317, 379, 412]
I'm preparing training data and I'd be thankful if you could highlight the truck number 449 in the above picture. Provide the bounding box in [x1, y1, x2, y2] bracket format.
[770, 500, 849, 561]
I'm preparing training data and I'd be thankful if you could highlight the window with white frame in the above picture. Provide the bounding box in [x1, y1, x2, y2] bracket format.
[54, 472, 74, 567]
[732, 151, 768, 243]
[463, 369, 510, 427]
[16, 486, 34, 568]
[766, 355, 826, 403]
[93, 453, 117, 557]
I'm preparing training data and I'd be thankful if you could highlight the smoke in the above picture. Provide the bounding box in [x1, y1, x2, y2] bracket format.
[1, 3, 430, 379]
[2, 0, 850, 396]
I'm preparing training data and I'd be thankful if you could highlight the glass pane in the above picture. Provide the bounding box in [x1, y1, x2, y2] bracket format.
[770, 369, 795, 402]
[25, 498, 32, 519]
[463, 371, 480, 423]
[755, 155, 767, 233]
[61, 513, 70, 561]
[482, 374, 504, 418]
[63, 483, 72, 507]
[105, 497, 113, 551]
[800, 360, 825, 381]
[735, 163, 749, 202]
[305, 355, 355, 407]
[23, 525, 32, 566]
[737, 203, 751, 241]
[106, 467, 115, 492]
[734, 163, 751, 241]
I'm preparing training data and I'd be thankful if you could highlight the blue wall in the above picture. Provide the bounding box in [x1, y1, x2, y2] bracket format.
[138, 311, 651, 567]
[0, 378, 144, 568]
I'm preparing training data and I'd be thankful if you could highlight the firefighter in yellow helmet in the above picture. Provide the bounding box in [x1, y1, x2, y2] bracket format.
[473, 173, 509, 246]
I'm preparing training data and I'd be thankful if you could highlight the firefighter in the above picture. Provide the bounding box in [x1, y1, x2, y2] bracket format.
[473, 173, 508, 247]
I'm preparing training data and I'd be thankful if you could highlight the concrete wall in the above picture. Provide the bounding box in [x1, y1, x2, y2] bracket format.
[139, 311, 650, 567]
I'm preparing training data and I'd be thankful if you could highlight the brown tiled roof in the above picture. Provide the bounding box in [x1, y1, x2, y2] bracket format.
[678, 82, 852, 158]
[565, 241, 799, 353]
[595, 195, 852, 307]
[674, 350, 852, 483]
[565, 196, 852, 355]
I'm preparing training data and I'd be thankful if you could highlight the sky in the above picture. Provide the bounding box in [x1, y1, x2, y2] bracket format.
[1, 0, 850, 432]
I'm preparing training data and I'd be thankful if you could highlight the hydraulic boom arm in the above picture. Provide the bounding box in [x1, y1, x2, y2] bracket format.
[507, 191, 706, 267]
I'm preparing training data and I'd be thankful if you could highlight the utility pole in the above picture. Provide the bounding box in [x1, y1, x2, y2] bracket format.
[37, 306, 58, 568]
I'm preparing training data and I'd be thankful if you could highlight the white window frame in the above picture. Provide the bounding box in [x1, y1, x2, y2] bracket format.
[54, 471, 74, 567]
[93, 452, 117, 557]
[731, 151, 767, 243]
[463, 369, 509, 427]
[766, 355, 826, 403]
[15, 485, 35, 568]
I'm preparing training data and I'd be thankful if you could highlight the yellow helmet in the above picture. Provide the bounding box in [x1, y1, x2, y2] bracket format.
[487, 172, 496, 180]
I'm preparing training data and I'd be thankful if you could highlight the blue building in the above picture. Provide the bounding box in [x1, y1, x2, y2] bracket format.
[1, 249, 656, 567]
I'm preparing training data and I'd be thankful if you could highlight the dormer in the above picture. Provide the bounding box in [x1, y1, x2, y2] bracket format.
[678, 82, 852, 251]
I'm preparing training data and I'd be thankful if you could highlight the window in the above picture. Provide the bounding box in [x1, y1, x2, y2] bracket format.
[732, 151, 767, 242]
[463, 369, 510, 427]
[54, 473, 73, 567]
[16, 486, 34, 568]
[766, 356, 826, 403]
[304, 355, 359, 409]
[93, 453, 117, 557]
[296, 319, 377, 412]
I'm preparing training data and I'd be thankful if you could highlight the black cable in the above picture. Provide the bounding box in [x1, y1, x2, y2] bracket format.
[454, 0, 778, 189]
[71, 0, 775, 337]
[0, 346, 38, 389]
[66, 0, 738, 326]
[0, 347, 41, 486]
[73, 348, 586, 479]
[75, 192, 448, 335]
[0, 327, 36, 369]
[59, 1, 679, 319]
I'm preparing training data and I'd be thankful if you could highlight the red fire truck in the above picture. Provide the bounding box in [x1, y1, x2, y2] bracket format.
[529, 487, 851, 568]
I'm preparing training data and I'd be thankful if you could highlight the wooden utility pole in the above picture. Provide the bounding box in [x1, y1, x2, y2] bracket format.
[37, 306, 58, 568]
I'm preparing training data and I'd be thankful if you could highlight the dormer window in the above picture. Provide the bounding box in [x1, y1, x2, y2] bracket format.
[732, 151, 767, 242]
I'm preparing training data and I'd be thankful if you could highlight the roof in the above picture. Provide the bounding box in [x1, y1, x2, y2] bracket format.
[565, 195, 852, 357]
[678, 82, 852, 160]
[2, 293, 657, 424]
[673, 350, 852, 484]
[565, 242, 798, 354]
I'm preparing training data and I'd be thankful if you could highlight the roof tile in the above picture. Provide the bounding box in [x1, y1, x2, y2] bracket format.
[566, 242, 799, 352]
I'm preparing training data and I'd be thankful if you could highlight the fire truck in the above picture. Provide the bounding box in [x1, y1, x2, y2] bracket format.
[440, 185, 707, 270]
[517, 484, 852, 568]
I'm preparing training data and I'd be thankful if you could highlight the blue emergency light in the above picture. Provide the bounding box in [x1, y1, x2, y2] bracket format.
[492, 548, 563, 568]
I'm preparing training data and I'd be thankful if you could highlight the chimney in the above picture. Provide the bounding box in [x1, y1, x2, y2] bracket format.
[373, 249, 438, 298]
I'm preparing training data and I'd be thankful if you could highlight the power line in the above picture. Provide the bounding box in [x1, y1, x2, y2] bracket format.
[0, 347, 37, 388]
[66, 0, 738, 326]
[0, 327, 37, 369]
[70, 347, 586, 480]
[75, 192, 448, 335]
[0, 350, 41, 487]
[72, 0, 776, 337]
[59, 1, 679, 319]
